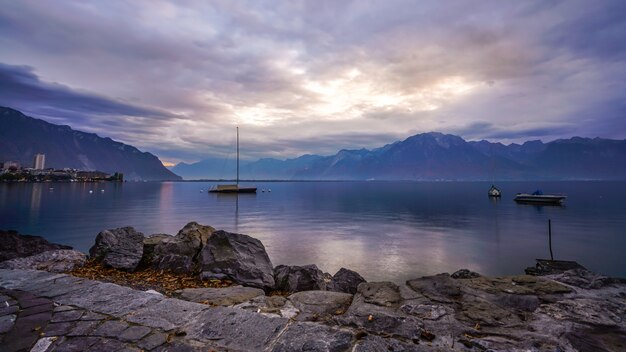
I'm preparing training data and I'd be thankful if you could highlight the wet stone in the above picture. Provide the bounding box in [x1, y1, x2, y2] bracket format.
[119, 325, 152, 342]
[53, 336, 103, 351]
[80, 311, 107, 321]
[54, 305, 77, 312]
[67, 320, 100, 336]
[20, 296, 52, 309]
[19, 301, 54, 317]
[89, 337, 137, 352]
[52, 309, 84, 322]
[0, 314, 16, 333]
[45, 321, 74, 336]
[92, 320, 129, 337]
[31, 337, 57, 352]
[270, 322, 354, 352]
[137, 331, 168, 350]
[0, 305, 19, 316]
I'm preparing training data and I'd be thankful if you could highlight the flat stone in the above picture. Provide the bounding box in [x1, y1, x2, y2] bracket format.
[270, 322, 354, 352]
[30, 337, 57, 352]
[125, 297, 206, 331]
[92, 320, 129, 337]
[406, 274, 462, 303]
[19, 296, 52, 309]
[137, 331, 168, 350]
[0, 314, 16, 333]
[185, 306, 289, 350]
[51, 336, 101, 351]
[80, 311, 107, 321]
[462, 275, 572, 295]
[356, 282, 401, 307]
[354, 335, 427, 352]
[44, 321, 74, 336]
[54, 305, 78, 312]
[67, 320, 100, 336]
[0, 249, 86, 273]
[288, 290, 353, 321]
[119, 325, 152, 342]
[0, 305, 19, 316]
[178, 285, 265, 306]
[51, 309, 84, 322]
[55, 281, 163, 317]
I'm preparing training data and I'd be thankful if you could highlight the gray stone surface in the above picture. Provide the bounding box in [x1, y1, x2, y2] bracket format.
[152, 222, 214, 273]
[178, 285, 264, 306]
[51, 309, 84, 322]
[0, 314, 16, 333]
[125, 297, 207, 331]
[89, 226, 145, 271]
[328, 267, 367, 294]
[353, 335, 429, 352]
[0, 249, 86, 273]
[185, 306, 288, 350]
[44, 321, 74, 336]
[92, 320, 129, 337]
[119, 325, 152, 342]
[137, 331, 168, 350]
[288, 290, 353, 321]
[274, 264, 326, 293]
[199, 230, 275, 290]
[270, 322, 354, 352]
[451, 268, 481, 279]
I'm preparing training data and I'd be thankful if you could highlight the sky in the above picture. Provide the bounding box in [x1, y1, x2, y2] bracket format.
[1, 0, 625, 165]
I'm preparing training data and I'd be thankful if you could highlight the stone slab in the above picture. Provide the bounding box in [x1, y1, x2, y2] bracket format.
[125, 297, 207, 331]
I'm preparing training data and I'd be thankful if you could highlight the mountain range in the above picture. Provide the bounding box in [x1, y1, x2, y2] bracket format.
[173, 132, 626, 181]
[0, 107, 181, 181]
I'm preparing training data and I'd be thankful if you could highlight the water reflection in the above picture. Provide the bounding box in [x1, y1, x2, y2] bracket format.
[1, 181, 625, 281]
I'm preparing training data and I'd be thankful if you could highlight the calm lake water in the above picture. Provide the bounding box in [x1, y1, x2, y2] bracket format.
[1, 181, 625, 282]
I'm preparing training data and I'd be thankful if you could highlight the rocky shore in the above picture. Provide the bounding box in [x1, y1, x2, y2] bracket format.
[0, 224, 625, 351]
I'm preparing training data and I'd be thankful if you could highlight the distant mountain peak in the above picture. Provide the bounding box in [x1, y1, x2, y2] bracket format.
[0, 107, 181, 181]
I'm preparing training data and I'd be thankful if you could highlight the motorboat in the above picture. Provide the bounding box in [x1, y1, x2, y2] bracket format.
[514, 190, 566, 204]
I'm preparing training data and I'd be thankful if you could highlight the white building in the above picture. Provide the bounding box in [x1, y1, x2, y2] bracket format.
[33, 153, 46, 170]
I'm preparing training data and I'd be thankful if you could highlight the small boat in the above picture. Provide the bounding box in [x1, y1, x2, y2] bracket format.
[488, 185, 501, 197]
[514, 190, 566, 205]
[209, 127, 257, 194]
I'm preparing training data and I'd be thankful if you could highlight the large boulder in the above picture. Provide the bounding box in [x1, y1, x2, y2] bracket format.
[0, 249, 86, 272]
[0, 230, 71, 262]
[274, 264, 326, 293]
[151, 222, 214, 273]
[328, 267, 366, 294]
[89, 227, 144, 271]
[199, 230, 274, 290]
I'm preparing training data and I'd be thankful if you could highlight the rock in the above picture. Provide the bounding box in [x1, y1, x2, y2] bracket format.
[274, 264, 326, 293]
[328, 268, 366, 294]
[199, 230, 275, 290]
[525, 259, 586, 276]
[354, 335, 426, 352]
[548, 268, 626, 289]
[139, 234, 170, 268]
[233, 295, 298, 318]
[178, 286, 264, 306]
[451, 269, 481, 279]
[152, 222, 214, 273]
[288, 291, 353, 321]
[462, 275, 572, 295]
[0, 249, 86, 272]
[89, 227, 145, 271]
[270, 322, 354, 352]
[0, 230, 71, 262]
[356, 282, 401, 307]
[406, 274, 462, 303]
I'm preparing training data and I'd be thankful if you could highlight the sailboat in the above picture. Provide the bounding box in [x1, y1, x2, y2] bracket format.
[209, 127, 257, 193]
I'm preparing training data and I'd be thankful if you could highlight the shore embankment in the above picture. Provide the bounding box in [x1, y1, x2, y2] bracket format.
[0, 225, 625, 351]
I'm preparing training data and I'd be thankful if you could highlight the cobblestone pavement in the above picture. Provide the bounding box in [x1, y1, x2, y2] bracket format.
[0, 270, 364, 352]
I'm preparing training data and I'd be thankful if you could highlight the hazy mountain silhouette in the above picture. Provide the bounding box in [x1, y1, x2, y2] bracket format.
[174, 132, 626, 181]
[0, 107, 181, 181]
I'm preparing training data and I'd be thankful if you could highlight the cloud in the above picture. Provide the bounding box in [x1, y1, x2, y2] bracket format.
[0, 0, 625, 163]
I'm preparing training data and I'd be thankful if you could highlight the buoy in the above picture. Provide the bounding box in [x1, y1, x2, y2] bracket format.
[89, 190, 93, 194]
[268, 189, 272, 192]
[101, 189, 105, 192]
[261, 189, 265, 192]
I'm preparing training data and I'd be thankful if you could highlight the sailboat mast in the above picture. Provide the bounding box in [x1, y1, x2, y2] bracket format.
[236, 126, 239, 186]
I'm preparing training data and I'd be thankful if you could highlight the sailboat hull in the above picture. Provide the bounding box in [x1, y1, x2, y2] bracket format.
[209, 185, 257, 193]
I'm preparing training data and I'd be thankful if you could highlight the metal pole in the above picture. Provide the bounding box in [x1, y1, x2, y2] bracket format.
[236, 126, 239, 186]
[548, 219, 553, 260]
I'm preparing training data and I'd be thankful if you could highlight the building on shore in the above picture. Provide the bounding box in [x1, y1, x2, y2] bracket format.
[1, 161, 20, 170]
[33, 153, 46, 170]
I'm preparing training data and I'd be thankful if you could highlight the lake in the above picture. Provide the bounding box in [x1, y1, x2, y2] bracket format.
[1, 181, 625, 282]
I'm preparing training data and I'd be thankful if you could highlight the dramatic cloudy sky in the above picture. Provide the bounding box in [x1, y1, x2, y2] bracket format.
[1, 1, 625, 165]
